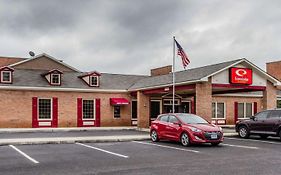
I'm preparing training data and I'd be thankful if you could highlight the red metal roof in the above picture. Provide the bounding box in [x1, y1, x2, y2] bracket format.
[110, 98, 130, 105]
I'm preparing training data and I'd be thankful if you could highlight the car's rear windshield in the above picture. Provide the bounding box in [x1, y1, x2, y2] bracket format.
[177, 114, 208, 124]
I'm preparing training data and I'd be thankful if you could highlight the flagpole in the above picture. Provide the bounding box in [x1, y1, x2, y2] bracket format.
[172, 36, 175, 113]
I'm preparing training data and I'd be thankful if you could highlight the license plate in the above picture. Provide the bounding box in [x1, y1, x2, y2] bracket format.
[211, 134, 218, 139]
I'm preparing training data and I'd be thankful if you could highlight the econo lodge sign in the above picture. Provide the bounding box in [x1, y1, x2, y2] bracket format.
[229, 67, 252, 85]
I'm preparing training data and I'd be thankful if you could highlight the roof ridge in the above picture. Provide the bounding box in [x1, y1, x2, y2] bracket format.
[100, 72, 148, 77]
[0, 56, 28, 59]
[175, 58, 243, 74]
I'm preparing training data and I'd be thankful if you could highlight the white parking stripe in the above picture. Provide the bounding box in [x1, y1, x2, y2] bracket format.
[9, 145, 39, 164]
[225, 137, 281, 145]
[221, 143, 259, 149]
[132, 141, 200, 153]
[76, 142, 129, 158]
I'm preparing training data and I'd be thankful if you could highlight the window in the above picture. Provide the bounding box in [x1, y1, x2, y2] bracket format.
[90, 76, 98, 86]
[277, 100, 281, 108]
[168, 115, 179, 123]
[114, 106, 121, 118]
[38, 99, 52, 120]
[212, 102, 225, 119]
[51, 74, 60, 85]
[255, 111, 270, 121]
[238, 103, 253, 118]
[1, 71, 12, 83]
[83, 100, 95, 119]
[268, 110, 281, 119]
[159, 115, 168, 122]
[163, 99, 180, 105]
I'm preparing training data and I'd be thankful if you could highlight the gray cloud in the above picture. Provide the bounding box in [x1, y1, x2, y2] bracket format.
[0, 0, 281, 74]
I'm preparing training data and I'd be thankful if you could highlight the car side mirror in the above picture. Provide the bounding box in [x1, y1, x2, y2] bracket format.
[173, 121, 182, 127]
[250, 116, 256, 121]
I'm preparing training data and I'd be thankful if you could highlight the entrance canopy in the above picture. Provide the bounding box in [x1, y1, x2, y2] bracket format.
[110, 98, 130, 105]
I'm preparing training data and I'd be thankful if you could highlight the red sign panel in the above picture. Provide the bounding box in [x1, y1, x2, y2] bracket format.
[229, 67, 252, 85]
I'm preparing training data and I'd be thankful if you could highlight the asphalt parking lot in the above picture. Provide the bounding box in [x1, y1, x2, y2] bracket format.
[0, 136, 280, 175]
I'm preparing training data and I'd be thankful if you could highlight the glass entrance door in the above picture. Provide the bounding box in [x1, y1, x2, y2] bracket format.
[180, 101, 191, 113]
[163, 105, 179, 113]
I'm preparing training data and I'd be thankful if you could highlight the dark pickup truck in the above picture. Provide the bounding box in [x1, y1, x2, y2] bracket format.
[235, 109, 281, 139]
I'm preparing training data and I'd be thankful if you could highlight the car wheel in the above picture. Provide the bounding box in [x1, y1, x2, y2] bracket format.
[180, 132, 190, 146]
[279, 130, 281, 140]
[238, 126, 250, 139]
[211, 142, 220, 146]
[151, 130, 159, 142]
[259, 134, 268, 139]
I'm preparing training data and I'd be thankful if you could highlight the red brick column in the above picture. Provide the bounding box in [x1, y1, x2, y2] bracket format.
[137, 91, 150, 128]
[195, 81, 212, 122]
[263, 81, 277, 109]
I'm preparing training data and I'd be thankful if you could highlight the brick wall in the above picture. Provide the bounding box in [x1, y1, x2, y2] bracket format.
[0, 90, 132, 128]
[150, 65, 172, 76]
[263, 81, 277, 109]
[195, 81, 212, 121]
[266, 61, 281, 81]
[137, 91, 150, 128]
[14, 56, 75, 72]
[212, 96, 263, 124]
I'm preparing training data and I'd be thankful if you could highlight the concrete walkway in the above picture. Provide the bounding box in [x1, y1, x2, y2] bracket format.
[0, 126, 237, 146]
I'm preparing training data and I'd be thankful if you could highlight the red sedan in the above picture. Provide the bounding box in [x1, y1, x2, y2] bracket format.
[150, 113, 224, 146]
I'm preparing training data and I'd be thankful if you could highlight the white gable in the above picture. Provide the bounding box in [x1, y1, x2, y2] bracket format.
[212, 62, 267, 86]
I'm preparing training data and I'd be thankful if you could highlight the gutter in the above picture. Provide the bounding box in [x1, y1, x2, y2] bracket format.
[0, 86, 128, 93]
[128, 79, 204, 92]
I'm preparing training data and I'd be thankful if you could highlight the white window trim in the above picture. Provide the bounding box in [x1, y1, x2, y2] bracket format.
[238, 102, 254, 119]
[1, 71, 12, 83]
[113, 105, 121, 119]
[212, 102, 226, 119]
[37, 98, 53, 121]
[163, 99, 180, 106]
[82, 99, 96, 120]
[50, 73, 61, 85]
[89, 76, 99, 87]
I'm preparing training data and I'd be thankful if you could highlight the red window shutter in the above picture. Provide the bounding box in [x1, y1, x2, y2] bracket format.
[95, 98, 101, 127]
[77, 98, 83, 127]
[52, 97, 58, 127]
[254, 102, 257, 115]
[32, 97, 38, 128]
[234, 102, 238, 123]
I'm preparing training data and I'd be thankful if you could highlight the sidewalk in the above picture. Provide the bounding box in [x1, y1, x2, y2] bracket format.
[0, 126, 237, 146]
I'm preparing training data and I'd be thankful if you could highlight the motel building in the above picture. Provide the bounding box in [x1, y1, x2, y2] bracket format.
[0, 53, 281, 128]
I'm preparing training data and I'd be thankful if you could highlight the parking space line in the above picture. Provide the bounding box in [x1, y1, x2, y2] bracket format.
[221, 143, 259, 149]
[225, 137, 281, 145]
[9, 145, 39, 164]
[75, 142, 129, 158]
[132, 141, 200, 153]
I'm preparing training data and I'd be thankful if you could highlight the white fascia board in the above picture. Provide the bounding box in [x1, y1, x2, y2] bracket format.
[9, 53, 81, 73]
[0, 86, 128, 93]
[213, 94, 263, 98]
[128, 79, 204, 91]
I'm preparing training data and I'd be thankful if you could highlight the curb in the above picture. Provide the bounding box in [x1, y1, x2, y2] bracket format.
[0, 135, 151, 146]
[0, 127, 138, 134]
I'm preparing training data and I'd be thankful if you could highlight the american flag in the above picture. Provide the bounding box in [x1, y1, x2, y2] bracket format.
[175, 39, 190, 69]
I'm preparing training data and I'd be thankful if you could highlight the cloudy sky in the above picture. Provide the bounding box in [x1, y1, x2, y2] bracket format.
[0, 0, 281, 75]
